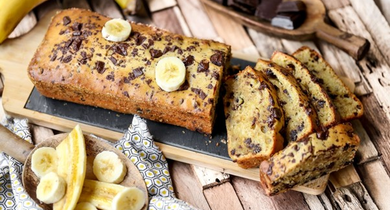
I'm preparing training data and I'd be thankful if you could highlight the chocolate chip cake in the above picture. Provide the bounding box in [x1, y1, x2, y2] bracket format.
[259, 123, 360, 195]
[271, 51, 339, 128]
[254, 59, 318, 142]
[223, 66, 284, 169]
[293, 47, 363, 121]
[28, 8, 231, 134]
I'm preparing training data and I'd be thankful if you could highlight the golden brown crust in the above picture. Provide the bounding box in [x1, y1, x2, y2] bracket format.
[223, 66, 284, 169]
[28, 8, 231, 134]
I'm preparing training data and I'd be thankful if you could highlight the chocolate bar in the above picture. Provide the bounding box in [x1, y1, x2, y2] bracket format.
[271, 12, 306, 30]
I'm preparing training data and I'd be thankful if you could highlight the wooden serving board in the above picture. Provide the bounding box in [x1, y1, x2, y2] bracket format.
[0, 10, 327, 195]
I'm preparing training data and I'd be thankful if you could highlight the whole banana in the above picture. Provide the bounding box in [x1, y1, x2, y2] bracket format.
[0, 0, 46, 44]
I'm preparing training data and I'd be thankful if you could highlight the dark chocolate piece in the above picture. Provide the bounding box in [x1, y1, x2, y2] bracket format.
[276, 1, 306, 13]
[271, 12, 306, 30]
[255, 0, 282, 21]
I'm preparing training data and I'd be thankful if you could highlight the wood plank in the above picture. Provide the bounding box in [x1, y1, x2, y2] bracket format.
[350, 0, 390, 67]
[203, 183, 243, 210]
[151, 7, 184, 34]
[176, 0, 220, 40]
[146, 0, 177, 12]
[351, 120, 379, 164]
[375, 0, 390, 23]
[329, 165, 360, 188]
[356, 160, 390, 210]
[231, 176, 310, 210]
[248, 29, 283, 58]
[90, 0, 124, 19]
[280, 39, 318, 54]
[172, 6, 192, 37]
[168, 160, 211, 210]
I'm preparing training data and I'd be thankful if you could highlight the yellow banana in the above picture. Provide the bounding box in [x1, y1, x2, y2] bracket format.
[54, 125, 87, 210]
[0, 0, 46, 44]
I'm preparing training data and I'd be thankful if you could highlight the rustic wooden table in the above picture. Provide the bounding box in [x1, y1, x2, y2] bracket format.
[1, 0, 390, 209]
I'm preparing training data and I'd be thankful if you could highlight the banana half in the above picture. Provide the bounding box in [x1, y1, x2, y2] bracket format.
[102, 19, 132, 42]
[155, 57, 186, 92]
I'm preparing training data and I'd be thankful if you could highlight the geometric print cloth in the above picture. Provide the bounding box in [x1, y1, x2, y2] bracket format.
[0, 115, 198, 210]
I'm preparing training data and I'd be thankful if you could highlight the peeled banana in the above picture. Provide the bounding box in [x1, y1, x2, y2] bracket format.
[0, 0, 46, 44]
[54, 125, 87, 210]
[93, 151, 127, 184]
[78, 179, 146, 210]
[112, 187, 146, 210]
[36, 172, 66, 204]
[155, 57, 186, 92]
[75, 202, 98, 210]
[31, 147, 58, 178]
[102, 19, 132, 42]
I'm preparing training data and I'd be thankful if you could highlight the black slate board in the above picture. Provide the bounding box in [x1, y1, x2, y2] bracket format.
[24, 58, 255, 160]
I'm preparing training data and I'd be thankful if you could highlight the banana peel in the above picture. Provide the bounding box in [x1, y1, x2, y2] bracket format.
[0, 0, 46, 44]
[54, 125, 87, 210]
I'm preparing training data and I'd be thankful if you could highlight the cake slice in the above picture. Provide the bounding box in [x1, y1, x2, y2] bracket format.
[27, 8, 231, 134]
[293, 46, 363, 121]
[271, 51, 339, 128]
[223, 66, 284, 169]
[254, 59, 319, 142]
[259, 123, 360, 195]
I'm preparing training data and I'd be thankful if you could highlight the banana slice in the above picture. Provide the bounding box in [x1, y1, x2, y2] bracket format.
[111, 187, 145, 210]
[31, 147, 58, 178]
[102, 19, 132, 42]
[93, 151, 127, 183]
[36, 172, 66, 204]
[155, 56, 186, 92]
[75, 202, 98, 210]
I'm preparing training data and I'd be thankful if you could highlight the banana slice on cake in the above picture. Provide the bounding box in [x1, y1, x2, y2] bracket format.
[112, 187, 146, 210]
[93, 151, 127, 183]
[155, 56, 186, 92]
[102, 18, 132, 42]
[31, 147, 58, 178]
[36, 172, 66, 204]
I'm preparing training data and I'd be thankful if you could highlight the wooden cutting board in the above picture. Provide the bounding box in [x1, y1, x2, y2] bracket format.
[0, 10, 328, 195]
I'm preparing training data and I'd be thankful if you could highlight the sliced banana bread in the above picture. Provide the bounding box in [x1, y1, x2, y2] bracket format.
[293, 47, 363, 121]
[271, 51, 339, 128]
[254, 59, 319, 142]
[223, 66, 284, 169]
[259, 123, 360, 195]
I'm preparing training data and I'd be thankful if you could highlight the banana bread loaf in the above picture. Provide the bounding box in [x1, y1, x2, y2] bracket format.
[293, 47, 363, 121]
[260, 123, 360, 195]
[271, 51, 339, 128]
[223, 66, 284, 168]
[254, 59, 318, 142]
[27, 8, 231, 134]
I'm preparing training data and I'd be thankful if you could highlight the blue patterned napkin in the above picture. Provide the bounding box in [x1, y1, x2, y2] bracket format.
[0, 116, 198, 210]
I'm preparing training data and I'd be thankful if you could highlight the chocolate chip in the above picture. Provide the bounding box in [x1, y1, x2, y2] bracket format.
[115, 43, 129, 56]
[123, 91, 129, 98]
[197, 59, 209, 73]
[63, 16, 71, 26]
[109, 56, 117, 65]
[290, 130, 298, 141]
[230, 149, 236, 155]
[207, 84, 213, 89]
[95, 61, 105, 74]
[150, 49, 163, 58]
[106, 72, 115, 81]
[267, 162, 274, 175]
[72, 22, 82, 31]
[133, 67, 144, 77]
[136, 35, 147, 46]
[183, 55, 194, 66]
[287, 63, 295, 70]
[317, 100, 325, 108]
[62, 55, 72, 63]
[178, 81, 189, 91]
[191, 88, 207, 100]
[210, 51, 224, 66]
[244, 138, 252, 146]
[72, 38, 82, 52]
[316, 130, 329, 140]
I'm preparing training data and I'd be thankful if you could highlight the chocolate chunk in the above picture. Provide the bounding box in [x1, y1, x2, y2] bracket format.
[178, 81, 189, 91]
[207, 84, 213, 89]
[276, 1, 306, 13]
[316, 130, 329, 140]
[265, 69, 276, 78]
[72, 22, 82, 31]
[131, 48, 138, 57]
[62, 55, 72, 63]
[63, 16, 71, 26]
[191, 88, 207, 100]
[228, 0, 256, 14]
[133, 67, 144, 78]
[197, 59, 210, 73]
[258, 81, 268, 90]
[266, 163, 274, 175]
[211, 71, 220, 80]
[230, 149, 236, 155]
[72, 38, 82, 52]
[106, 72, 115, 81]
[290, 130, 298, 141]
[183, 55, 195, 66]
[244, 138, 252, 146]
[150, 49, 163, 58]
[210, 51, 224, 66]
[287, 63, 295, 70]
[109, 56, 117, 65]
[95, 61, 105, 74]
[123, 91, 129, 98]
[255, 0, 282, 21]
[114, 43, 129, 56]
[271, 12, 306, 30]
